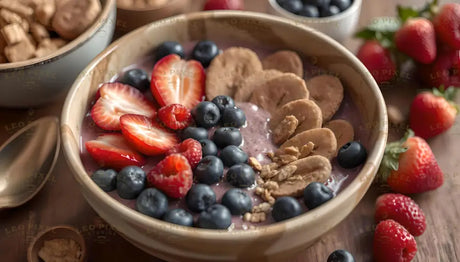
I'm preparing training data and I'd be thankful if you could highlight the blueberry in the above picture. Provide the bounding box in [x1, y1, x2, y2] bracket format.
[192, 40, 219, 68]
[330, 0, 351, 11]
[272, 196, 303, 222]
[163, 208, 194, 227]
[136, 188, 168, 218]
[219, 145, 248, 167]
[277, 0, 303, 14]
[226, 163, 255, 188]
[321, 5, 340, 17]
[221, 107, 246, 127]
[192, 101, 221, 128]
[303, 0, 330, 9]
[120, 68, 150, 92]
[197, 204, 232, 229]
[181, 127, 208, 141]
[298, 4, 319, 17]
[327, 249, 355, 262]
[186, 184, 217, 212]
[195, 156, 224, 185]
[116, 166, 146, 199]
[199, 139, 218, 156]
[91, 169, 117, 192]
[337, 141, 367, 169]
[221, 188, 252, 215]
[212, 127, 242, 148]
[303, 182, 333, 209]
[211, 95, 235, 113]
[156, 41, 184, 60]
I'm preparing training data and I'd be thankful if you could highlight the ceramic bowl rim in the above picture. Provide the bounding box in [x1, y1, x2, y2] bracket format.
[62, 11, 387, 241]
[117, 0, 187, 12]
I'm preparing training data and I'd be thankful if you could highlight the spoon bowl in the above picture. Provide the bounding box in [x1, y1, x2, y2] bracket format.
[0, 116, 60, 209]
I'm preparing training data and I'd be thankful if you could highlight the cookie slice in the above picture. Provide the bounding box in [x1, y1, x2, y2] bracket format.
[324, 119, 354, 154]
[206, 47, 262, 100]
[262, 50, 303, 78]
[278, 128, 337, 160]
[249, 73, 309, 115]
[234, 69, 283, 102]
[305, 75, 344, 122]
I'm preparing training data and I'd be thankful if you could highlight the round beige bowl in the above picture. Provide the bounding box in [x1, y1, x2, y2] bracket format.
[0, 0, 116, 108]
[61, 11, 387, 262]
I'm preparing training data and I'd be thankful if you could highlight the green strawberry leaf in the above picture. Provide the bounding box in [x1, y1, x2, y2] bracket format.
[354, 17, 400, 48]
[397, 6, 420, 23]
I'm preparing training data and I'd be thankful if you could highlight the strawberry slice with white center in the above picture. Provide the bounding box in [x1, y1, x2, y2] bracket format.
[151, 54, 205, 109]
[91, 82, 156, 131]
[120, 114, 179, 156]
[85, 133, 146, 170]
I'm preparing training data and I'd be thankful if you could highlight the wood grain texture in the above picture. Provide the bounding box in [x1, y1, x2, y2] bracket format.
[0, 0, 459, 261]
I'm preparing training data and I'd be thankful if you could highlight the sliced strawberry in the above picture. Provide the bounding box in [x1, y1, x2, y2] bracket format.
[91, 82, 156, 131]
[120, 114, 178, 156]
[147, 154, 193, 198]
[85, 133, 146, 170]
[151, 54, 205, 109]
[166, 138, 202, 168]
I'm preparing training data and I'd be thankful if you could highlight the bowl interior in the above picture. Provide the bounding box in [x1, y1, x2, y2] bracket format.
[62, 11, 386, 259]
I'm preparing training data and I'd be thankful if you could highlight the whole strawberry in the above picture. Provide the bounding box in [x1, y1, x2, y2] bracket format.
[203, 0, 243, 10]
[373, 219, 417, 262]
[377, 130, 444, 194]
[375, 193, 426, 236]
[433, 3, 460, 50]
[395, 18, 437, 64]
[409, 86, 458, 139]
[419, 49, 460, 88]
[356, 40, 397, 84]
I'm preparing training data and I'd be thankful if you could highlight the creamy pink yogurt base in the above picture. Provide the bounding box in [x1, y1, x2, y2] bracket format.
[79, 41, 370, 229]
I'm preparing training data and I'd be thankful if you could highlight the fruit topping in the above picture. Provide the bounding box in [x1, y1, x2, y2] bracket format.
[199, 139, 218, 157]
[181, 126, 208, 141]
[221, 107, 246, 128]
[211, 95, 235, 112]
[192, 40, 219, 68]
[192, 101, 221, 128]
[203, 0, 244, 10]
[85, 133, 146, 170]
[197, 204, 232, 229]
[279, 128, 337, 160]
[261, 50, 303, 78]
[91, 82, 156, 131]
[356, 40, 397, 84]
[409, 86, 457, 139]
[158, 104, 193, 130]
[155, 41, 185, 61]
[271, 196, 302, 222]
[166, 138, 202, 169]
[433, 3, 460, 50]
[212, 127, 243, 148]
[219, 145, 248, 167]
[206, 47, 262, 100]
[163, 208, 194, 227]
[375, 193, 426, 236]
[298, 4, 320, 17]
[337, 141, 367, 169]
[226, 163, 255, 188]
[377, 130, 444, 194]
[221, 188, 253, 216]
[321, 5, 340, 17]
[147, 154, 193, 198]
[91, 169, 117, 192]
[119, 68, 150, 92]
[116, 166, 146, 199]
[136, 188, 168, 218]
[120, 114, 178, 156]
[305, 75, 344, 122]
[151, 54, 205, 109]
[373, 219, 417, 262]
[324, 120, 354, 154]
[185, 184, 217, 212]
[303, 182, 333, 209]
[194, 156, 224, 185]
[234, 70, 283, 102]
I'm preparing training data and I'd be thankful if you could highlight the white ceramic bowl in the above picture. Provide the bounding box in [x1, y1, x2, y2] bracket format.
[268, 0, 362, 42]
[0, 0, 116, 108]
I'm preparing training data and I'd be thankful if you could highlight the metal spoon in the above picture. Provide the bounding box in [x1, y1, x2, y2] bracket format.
[0, 116, 60, 209]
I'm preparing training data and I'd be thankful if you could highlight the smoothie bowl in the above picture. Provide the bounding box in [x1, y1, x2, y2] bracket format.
[61, 11, 387, 262]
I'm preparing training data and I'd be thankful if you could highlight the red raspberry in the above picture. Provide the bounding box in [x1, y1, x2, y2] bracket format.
[373, 219, 417, 262]
[158, 104, 192, 130]
[147, 154, 193, 198]
[375, 193, 426, 236]
[166, 138, 202, 169]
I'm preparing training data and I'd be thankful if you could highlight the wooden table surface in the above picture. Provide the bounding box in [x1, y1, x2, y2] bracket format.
[1, 0, 459, 261]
